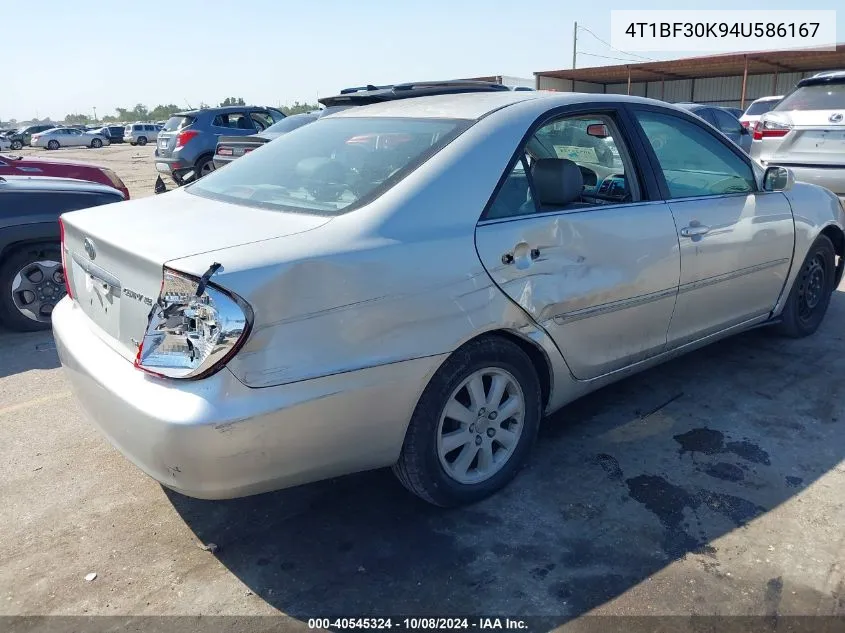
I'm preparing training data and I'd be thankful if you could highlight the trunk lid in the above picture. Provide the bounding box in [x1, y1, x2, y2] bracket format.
[61, 189, 331, 360]
[766, 110, 845, 165]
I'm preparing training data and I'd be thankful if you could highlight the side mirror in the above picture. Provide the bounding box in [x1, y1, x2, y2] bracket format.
[586, 123, 609, 138]
[763, 165, 794, 192]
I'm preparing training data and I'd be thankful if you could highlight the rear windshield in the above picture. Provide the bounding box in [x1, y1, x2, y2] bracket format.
[775, 83, 845, 111]
[744, 100, 780, 116]
[162, 115, 196, 132]
[187, 117, 470, 215]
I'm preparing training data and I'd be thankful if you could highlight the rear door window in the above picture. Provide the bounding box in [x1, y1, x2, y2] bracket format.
[712, 109, 742, 135]
[212, 113, 254, 130]
[250, 112, 274, 131]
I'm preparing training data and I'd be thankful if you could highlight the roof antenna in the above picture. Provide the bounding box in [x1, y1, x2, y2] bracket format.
[184, 98, 194, 110]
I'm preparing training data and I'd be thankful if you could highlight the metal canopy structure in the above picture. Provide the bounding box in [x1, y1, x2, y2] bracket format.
[535, 45, 845, 107]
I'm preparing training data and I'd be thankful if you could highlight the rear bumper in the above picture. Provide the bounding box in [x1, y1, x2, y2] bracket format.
[53, 297, 441, 499]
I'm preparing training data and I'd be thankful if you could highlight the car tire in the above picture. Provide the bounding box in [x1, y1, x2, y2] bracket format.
[0, 244, 65, 332]
[196, 155, 216, 179]
[91, 138, 102, 148]
[775, 234, 836, 338]
[137, 137, 147, 146]
[47, 140, 59, 150]
[393, 335, 542, 507]
[130, 142, 137, 146]
[10, 140, 22, 150]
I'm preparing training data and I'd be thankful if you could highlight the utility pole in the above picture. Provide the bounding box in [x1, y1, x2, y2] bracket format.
[572, 21, 578, 69]
[93, 106, 97, 122]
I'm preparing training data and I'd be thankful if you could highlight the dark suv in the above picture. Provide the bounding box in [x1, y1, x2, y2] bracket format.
[153, 106, 285, 184]
[7, 124, 56, 150]
[0, 176, 124, 331]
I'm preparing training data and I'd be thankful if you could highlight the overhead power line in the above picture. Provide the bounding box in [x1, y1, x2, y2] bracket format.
[577, 24, 657, 63]
[577, 51, 652, 63]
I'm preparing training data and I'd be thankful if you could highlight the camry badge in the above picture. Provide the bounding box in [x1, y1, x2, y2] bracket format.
[83, 238, 96, 260]
[830, 113, 843, 123]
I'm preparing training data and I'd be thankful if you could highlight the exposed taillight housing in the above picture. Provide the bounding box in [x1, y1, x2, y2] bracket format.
[753, 119, 791, 141]
[216, 146, 233, 155]
[58, 217, 73, 300]
[740, 120, 751, 128]
[134, 267, 253, 380]
[175, 130, 199, 148]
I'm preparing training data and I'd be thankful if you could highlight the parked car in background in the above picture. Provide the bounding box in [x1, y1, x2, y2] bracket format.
[676, 102, 752, 152]
[124, 123, 161, 146]
[31, 128, 110, 150]
[92, 126, 126, 144]
[6, 124, 56, 150]
[55, 91, 843, 507]
[0, 155, 129, 199]
[154, 105, 285, 184]
[740, 96, 783, 129]
[0, 176, 124, 331]
[212, 81, 514, 170]
[213, 112, 327, 168]
[751, 71, 845, 199]
[0, 136, 9, 151]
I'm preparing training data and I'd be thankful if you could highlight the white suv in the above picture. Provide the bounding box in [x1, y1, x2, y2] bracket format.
[123, 123, 161, 146]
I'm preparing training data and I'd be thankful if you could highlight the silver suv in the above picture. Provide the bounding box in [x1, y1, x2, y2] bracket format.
[123, 123, 161, 146]
[154, 106, 284, 185]
[750, 71, 845, 199]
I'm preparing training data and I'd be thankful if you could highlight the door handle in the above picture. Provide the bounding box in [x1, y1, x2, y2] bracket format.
[680, 224, 711, 238]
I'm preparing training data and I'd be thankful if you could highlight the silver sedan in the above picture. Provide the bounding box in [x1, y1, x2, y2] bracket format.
[31, 127, 110, 150]
[53, 91, 845, 506]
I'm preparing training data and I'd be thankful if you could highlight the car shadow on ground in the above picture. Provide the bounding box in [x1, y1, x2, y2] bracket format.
[0, 327, 59, 380]
[159, 291, 845, 621]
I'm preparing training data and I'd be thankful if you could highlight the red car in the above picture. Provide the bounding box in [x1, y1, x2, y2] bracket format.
[0, 154, 129, 199]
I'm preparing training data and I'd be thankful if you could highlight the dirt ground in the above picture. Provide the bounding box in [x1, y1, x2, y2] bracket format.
[1, 144, 844, 628]
[12, 143, 166, 199]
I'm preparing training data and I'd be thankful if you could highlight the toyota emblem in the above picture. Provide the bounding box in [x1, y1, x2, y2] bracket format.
[830, 113, 844, 123]
[83, 237, 96, 260]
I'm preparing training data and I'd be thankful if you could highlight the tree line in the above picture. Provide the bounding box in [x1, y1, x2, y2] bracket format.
[58, 97, 319, 125]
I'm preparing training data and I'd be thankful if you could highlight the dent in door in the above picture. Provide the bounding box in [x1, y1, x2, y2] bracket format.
[475, 204, 681, 380]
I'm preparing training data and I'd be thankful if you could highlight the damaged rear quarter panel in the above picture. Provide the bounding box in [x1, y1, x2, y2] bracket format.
[166, 103, 566, 390]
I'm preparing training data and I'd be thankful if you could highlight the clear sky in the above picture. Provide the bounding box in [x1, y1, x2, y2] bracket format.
[3, 0, 842, 121]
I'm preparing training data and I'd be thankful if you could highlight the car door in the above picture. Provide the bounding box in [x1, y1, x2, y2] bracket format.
[66, 129, 83, 146]
[629, 107, 794, 348]
[475, 108, 681, 380]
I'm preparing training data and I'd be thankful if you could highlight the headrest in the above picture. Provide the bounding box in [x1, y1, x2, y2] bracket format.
[532, 158, 584, 206]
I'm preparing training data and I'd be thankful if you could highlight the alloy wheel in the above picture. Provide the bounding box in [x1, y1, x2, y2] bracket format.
[436, 368, 526, 485]
[10, 259, 65, 323]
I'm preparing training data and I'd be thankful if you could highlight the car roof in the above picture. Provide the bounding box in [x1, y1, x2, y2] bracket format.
[0, 175, 120, 194]
[328, 91, 543, 120]
[328, 91, 685, 120]
[750, 95, 783, 102]
[798, 71, 845, 86]
[173, 105, 275, 117]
